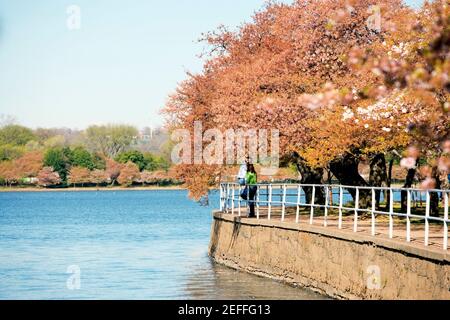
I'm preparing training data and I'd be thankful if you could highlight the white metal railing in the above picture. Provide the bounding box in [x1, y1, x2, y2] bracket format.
[219, 183, 450, 251]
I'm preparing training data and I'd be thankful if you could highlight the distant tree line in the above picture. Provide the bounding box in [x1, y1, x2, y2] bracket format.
[0, 123, 179, 188]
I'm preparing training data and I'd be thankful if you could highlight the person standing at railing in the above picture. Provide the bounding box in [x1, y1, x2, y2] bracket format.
[237, 156, 250, 186]
[245, 164, 257, 218]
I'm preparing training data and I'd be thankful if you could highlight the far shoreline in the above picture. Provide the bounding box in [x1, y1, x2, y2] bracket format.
[0, 186, 187, 193]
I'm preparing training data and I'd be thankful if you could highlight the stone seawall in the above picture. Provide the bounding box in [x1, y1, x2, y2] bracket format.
[208, 211, 450, 300]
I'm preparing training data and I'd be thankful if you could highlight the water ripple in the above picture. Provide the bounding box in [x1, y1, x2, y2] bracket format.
[0, 190, 325, 300]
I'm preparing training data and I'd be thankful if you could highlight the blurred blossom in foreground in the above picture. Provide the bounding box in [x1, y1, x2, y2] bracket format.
[400, 157, 417, 169]
[420, 177, 436, 190]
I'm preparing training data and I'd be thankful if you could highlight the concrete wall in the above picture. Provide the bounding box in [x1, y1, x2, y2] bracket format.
[209, 211, 450, 300]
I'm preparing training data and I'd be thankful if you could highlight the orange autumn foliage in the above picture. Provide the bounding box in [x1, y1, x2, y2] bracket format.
[163, 0, 449, 197]
[15, 151, 44, 178]
[0, 161, 20, 186]
[90, 169, 109, 186]
[106, 158, 121, 185]
[68, 166, 91, 186]
[117, 162, 140, 187]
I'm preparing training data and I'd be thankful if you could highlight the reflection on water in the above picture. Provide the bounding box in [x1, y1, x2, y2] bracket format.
[0, 190, 326, 300]
[185, 257, 324, 300]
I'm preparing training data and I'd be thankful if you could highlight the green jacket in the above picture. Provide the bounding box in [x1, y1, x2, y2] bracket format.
[245, 172, 257, 185]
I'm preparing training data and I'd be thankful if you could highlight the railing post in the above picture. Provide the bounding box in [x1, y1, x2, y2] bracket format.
[354, 187, 359, 233]
[231, 184, 235, 215]
[324, 185, 329, 227]
[370, 188, 381, 236]
[419, 191, 423, 208]
[256, 185, 260, 220]
[338, 186, 343, 229]
[220, 183, 226, 212]
[281, 184, 287, 222]
[225, 183, 229, 212]
[310, 185, 315, 225]
[238, 185, 242, 217]
[389, 188, 394, 239]
[268, 184, 272, 220]
[296, 185, 301, 223]
[219, 184, 223, 212]
[407, 189, 411, 242]
[425, 190, 430, 246]
[227, 183, 231, 213]
[444, 191, 448, 250]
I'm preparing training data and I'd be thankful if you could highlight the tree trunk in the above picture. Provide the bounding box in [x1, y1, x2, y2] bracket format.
[369, 153, 387, 210]
[401, 160, 417, 212]
[292, 153, 324, 205]
[430, 166, 441, 217]
[385, 158, 394, 209]
[330, 152, 370, 208]
[326, 168, 333, 184]
[387, 158, 394, 187]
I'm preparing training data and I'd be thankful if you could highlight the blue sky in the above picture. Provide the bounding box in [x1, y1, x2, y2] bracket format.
[0, 0, 424, 129]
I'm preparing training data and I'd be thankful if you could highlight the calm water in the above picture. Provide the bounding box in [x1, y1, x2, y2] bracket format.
[0, 190, 324, 300]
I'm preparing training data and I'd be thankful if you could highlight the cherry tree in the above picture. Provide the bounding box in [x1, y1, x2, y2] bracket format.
[106, 158, 121, 186]
[15, 151, 44, 178]
[164, 0, 410, 197]
[117, 162, 140, 187]
[90, 169, 109, 187]
[37, 167, 61, 187]
[68, 166, 91, 187]
[0, 161, 19, 187]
